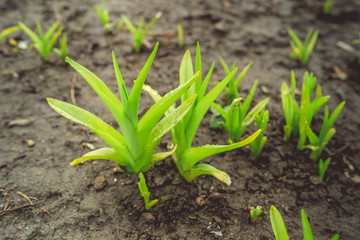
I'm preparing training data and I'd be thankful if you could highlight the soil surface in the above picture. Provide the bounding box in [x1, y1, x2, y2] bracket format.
[1, 0, 360, 239]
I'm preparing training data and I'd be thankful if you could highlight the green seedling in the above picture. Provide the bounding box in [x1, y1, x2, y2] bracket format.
[94, 2, 110, 34]
[121, 12, 162, 53]
[138, 172, 158, 210]
[353, 33, 360, 64]
[48, 43, 198, 174]
[219, 57, 253, 104]
[306, 102, 345, 162]
[212, 80, 270, 143]
[270, 206, 340, 240]
[18, 20, 63, 61]
[287, 27, 319, 65]
[323, 0, 333, 14]
[281, 71, 330, 150]
[250, 109, 269, 159]
[144, 42, 260, 185]
[250, 205, 263, 223]
[318, 157, 331, 181]
[177, 23, 184, 48]
[54, 32, 67, 65]
[0, 25, 20, 43]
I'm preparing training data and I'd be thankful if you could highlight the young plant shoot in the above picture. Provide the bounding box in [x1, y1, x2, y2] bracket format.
[48, 43, 198, 174]
[138, 172, 158, 210]
[287, 27, 319, 65]
[177, 23, 184, 48]
[353, 33, 360, 64]
[94, 2, 110, 34]
[250, 109, 269, 159]
[219, 57, 253, 104]
[144, 43, 261, 185]
[212, 80, 270, 143]
[54, 32, 67, 65]
[18, 20, 63, 61]
[323, 0, 333, 14]
[121, 12, 162, 53]
[318, 157, 331, 181]
[0, 25, 20, 43]
[250, 205, 263, 223]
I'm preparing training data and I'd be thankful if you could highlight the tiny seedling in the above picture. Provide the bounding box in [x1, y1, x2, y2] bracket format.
[144, 42, 260, 185]
[270, 206, 340, 240]
[353, 33, 360, 64]
[138, 172, 158, 210]
[0, 25, 20, 43]
[177, 23, 184, 48]
[323, 0, 333, 14]
[287, 27, 319, 65]
[121, 12, 162, 53]
[281, 71, 330, 150]
[306, 101, 345, 162]
[318, 157, 331, 181]
[18, 20, 63, 61]
[212, 80, 270, 143]
[219, 57, 253, 104]
[250, 205, 263, 223]
[48, 43, 198, 174]
[250, 109, 269, 159]
[94, 2, 110, 34]
[54, 32, 67, 65]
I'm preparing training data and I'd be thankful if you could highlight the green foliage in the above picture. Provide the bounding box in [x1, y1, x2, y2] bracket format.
[219, 57, 253, 104]
[177, 23, 184, 48]
[318, 157, 331, 181]
[250, 205, 263, 223]
[18, 20, 63, 61]
[287, 27, 319, 65]
[48, 43, 198, 174]
[0, 25, 20, 43]
[138, 172, 158, 210]
[94, 2, 110, 34]
[353, 33, 360, 64]
[144, 43, 260, 185]
[121, 12, 162, 53]
[54, 32, 67, 65]
[212, 80, 269, 143]
[323, 0, 333, 14]
[301, 209, 314, 240]
[250, 109, 269, 158]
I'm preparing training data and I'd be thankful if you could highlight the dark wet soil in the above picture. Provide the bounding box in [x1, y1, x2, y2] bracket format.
[1, 0, 360, 239]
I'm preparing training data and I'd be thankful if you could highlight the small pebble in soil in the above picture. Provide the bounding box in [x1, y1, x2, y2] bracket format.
[27, 139, 35, 147]
[140, 212, 155, 223]
[94, 175, 107, 191]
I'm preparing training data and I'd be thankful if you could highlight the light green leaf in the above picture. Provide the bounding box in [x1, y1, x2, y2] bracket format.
[150, 145, 177, 165]
[243, 97, 270, 127]
[270, 206, 289, 240]
[301, 209, 314, 240]
[112, 51, 128, 108]
[179, 50, 195, 103]
[18, 21, 41, 47]
[183, 163, 231, 185]
[70, 147, 124, 166]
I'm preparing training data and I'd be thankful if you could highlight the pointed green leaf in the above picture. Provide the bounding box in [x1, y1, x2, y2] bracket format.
[179, 50, 195, 103]
[112, 51, 128, 107]
[184, 163, 231, 185]
[18, 21, 41, 47]
[270, 206, 289, 240]
[70, 147, 125, 166]
[301, 209, 314, 240]
[195, 42, 202, 92]
[212, 102, 228, 121]
[234, 61, 253, 87]
[243, 97, 270, 127]
[121, 14, 137, 35]
[150, 145, 177, 165]
[44, 20, 60, 43]
[45, 27, 63, 59]
[197, 62, 215, 102]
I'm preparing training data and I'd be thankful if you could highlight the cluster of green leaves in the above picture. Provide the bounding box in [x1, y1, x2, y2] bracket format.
[54, 32, 67, 65]
[318, 157, 331, 181]
[323, 0, 333, 14]
[138, 172, 158, 210]
[270, 205, 340, 240]
[287, 27, 319, 65]
[219, 57, 253, 104]
[212, 80, 269, 144]
[48, 43, 199, 173]
[144, 43, 260, 185]
[0, 25, 20, 43]
[250, 109, 269, 159]
[18, 20, 63, 61]
[121, 12, 162, 53]
[281, 70, 344, 161]
[94, 2, 110, 34]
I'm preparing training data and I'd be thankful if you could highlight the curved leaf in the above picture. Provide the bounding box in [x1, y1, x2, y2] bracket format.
[70, 147, 124, 166]
[183, 163, 231, 185]
[270, 206, 289, 240]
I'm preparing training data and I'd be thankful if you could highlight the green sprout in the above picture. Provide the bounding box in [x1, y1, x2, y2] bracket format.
[177, 23, 184, 48]
[250, 205, 263, 223]
[54, 32, 67, 65]
[138, 172, 158, 210]
[287, 27, 319, 65]
[219, 57, 253, 104]
[250, 109, 269, 159]
[323, 0, 333, 14]
[318, 157, 331, 181]
[0, 25, 20, 43]
[306, 101, 345, 162]
[353, 33, 360, 64]
[121, 12, 162, 53]
[47, 43, 198, 174]
[144, 42, 260, 185]
[18, 20, 63, 61]
[212, 80, 270, 143]
[270, 206, 340, 240]
[94, 2, 110, 34]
